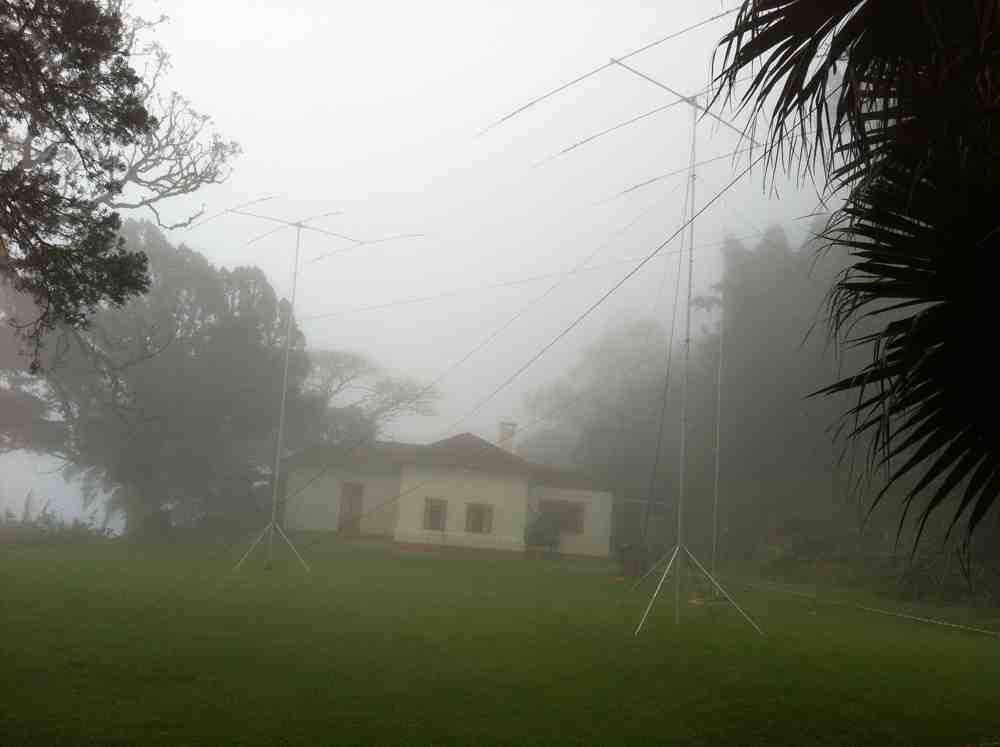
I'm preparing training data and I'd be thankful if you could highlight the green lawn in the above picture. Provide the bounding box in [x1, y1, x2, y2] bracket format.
[2, 535, 999, 746]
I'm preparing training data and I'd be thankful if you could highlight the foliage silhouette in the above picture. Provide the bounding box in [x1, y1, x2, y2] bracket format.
[714, 0, 1000, 547]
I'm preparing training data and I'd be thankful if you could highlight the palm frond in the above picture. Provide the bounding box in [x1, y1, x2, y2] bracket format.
[713, 1, 1000, 188]
[820, 149, 1000, 544]
[715, 1, 1000, 547]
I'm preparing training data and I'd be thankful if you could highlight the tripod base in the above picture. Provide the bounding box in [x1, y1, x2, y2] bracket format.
[634, 544, 762, 636]
[234, 521, 311, 573]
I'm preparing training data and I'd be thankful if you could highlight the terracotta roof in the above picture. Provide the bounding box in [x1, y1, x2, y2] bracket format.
[285, 432, 609, 492]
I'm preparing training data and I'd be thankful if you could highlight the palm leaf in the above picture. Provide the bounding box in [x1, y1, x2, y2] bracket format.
[714, 2, 1000, 549]
[714, 1, 1000, 186]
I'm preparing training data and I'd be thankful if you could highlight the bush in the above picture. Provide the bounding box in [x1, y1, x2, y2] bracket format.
[0, 501, 113, 545]
[524, 511, 560, 552]
[618, 542, 649, 580]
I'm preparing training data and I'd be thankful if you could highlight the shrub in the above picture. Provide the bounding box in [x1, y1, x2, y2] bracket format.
[524, 511, 560, 552]
[0, 500, 113, 545]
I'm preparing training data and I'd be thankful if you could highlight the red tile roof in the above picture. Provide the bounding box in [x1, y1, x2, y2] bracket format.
[285, 432, 608, 492]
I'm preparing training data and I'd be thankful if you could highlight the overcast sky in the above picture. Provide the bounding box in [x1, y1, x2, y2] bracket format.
[4, 0, 830, 517]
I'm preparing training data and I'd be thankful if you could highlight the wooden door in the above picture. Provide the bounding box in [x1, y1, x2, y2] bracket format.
[340, 482, 364, 535]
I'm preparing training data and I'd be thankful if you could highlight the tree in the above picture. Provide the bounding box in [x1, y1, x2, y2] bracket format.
[1, 221, 438, 533]
[520, 228, 863, 559]
[296, 349, 439, 446]
[1, 1, 239, 367]
[0, 220, 304, 532]
[714, 1, 1000, 548]
[712, 228, 862, 556]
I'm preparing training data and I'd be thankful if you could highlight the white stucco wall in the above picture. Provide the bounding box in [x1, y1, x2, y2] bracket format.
[283, 465, 400, 536]
[531, 486, 613, 557]
[394, 464, 529, 552]
[283, 457, 612, 557]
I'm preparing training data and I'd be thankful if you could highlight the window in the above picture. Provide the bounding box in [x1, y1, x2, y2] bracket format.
[540, 499, 584, 534]
[465, 503, 494, 534]
[423, 498, 447, 531]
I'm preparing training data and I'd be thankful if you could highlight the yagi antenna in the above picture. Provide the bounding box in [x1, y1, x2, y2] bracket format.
[241, 211, 346, 249]
[198, 203, 426, 575]
[534, 74, 756, 168]
[184, 196, 281, 233]
[481, 8, 737, 134]
[610, 59, 763, 148]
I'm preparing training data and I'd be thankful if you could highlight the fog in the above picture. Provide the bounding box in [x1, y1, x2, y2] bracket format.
[5, 3, 1000, 745]
[130, 0, 821, 442]
[3, 0, 826, 518]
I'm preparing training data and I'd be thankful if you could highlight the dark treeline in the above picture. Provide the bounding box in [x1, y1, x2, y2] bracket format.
[521, 226, 1000, 592]
[0, 221, 435, 534]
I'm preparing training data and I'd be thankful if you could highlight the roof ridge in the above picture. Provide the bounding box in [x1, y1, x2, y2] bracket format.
[284, 433, 611, 491]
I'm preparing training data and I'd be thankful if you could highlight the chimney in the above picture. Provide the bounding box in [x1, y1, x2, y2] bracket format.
[497, 421, 517, 453]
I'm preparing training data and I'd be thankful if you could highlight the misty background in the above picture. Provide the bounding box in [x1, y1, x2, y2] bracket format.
[1, 0, 831, 531]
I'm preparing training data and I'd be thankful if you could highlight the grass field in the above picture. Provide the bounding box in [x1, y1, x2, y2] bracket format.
[2, 535, 1000, 746]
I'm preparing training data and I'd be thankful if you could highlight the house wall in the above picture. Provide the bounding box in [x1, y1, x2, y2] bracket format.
[283, 458, 612, 558]
[531, 486, 613, 557]
[283, 465, 400, 536]
[394, 464, 529, 552]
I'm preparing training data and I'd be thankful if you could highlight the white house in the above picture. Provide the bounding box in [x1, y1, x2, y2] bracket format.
[282, 427, 614, 557]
